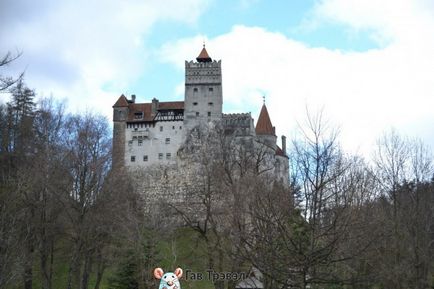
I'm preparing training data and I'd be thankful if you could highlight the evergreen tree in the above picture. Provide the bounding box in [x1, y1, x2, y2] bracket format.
[108, 252, 139, 289]
[8, 78, 36, 154]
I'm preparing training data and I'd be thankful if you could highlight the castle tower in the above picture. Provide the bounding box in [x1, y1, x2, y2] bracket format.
[184, 45, 223, 131]
[255, 103, 277, 148]
[112, 94, 129, 168]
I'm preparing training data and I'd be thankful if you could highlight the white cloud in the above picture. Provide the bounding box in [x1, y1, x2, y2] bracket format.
[2, 0, 433, 157]
[0, 0, 211, 117]
[311, 0, 434, 46]
[159, 17, 434, 156]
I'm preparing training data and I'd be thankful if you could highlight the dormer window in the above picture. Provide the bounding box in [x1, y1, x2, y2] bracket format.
[134, 112, 143, 119]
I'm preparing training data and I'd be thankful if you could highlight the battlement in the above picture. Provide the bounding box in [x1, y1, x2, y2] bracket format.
[185, 60, 222, 85]
[223, 112, 251, 118]
[222, 113, 254, 137]
[223, 113, 251, 126]
[185, 60, 221, 68]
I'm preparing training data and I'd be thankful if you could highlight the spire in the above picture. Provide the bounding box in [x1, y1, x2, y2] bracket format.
[196, 42, 212, 62]
[255, 103, 275, 135]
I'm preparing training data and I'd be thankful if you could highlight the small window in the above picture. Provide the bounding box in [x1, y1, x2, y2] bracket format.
[143, 155, 148, 162]
[165, 138, 170, 144]
[172, 126, 175, 129]
[131, 156, 136, 162]
[166, 153, 171, 160]
[132, 136, 137, 140]
[193, 88, 198, 92]
[128, 140, 133, 146]
[209, 87, 213, 92]
[193, 102, 198, 106]
[179, 126, 182, 130]
[158, 153, 163, 160]
[196, 112, 199, 116]
[208, 112, 211, 117]
[208, 102, 213, 106]
[138, 139, 143, 146]
[160, 126, 163, 132]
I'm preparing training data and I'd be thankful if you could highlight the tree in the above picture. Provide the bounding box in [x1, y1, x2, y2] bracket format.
[1, 90, 148, 289]
[146, 120, 292, 289]
[0, 51, 23, 92]
[371, 130, 434, 289]
[31, 98, 67, 289]
[60, 113, 112, 289]
[240, 111, 378, 289]
[8, 78, 36, 155]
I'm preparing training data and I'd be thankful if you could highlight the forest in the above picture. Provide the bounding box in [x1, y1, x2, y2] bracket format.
[1, 52, 434, 289]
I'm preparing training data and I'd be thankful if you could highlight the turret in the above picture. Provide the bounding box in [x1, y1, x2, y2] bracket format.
[112, 94, 129, 168]
[255, 103, 277, 148]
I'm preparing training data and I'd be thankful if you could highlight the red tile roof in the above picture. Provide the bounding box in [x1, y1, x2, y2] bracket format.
[255, 104, 275, 135]
[197, 46, 212, 62]
[113, 94, 129, 107]
[128, 103, 153, 121]
[125, 101, 185, 122]
[276, 146, 287, 158]
[158, 101, 184, 110]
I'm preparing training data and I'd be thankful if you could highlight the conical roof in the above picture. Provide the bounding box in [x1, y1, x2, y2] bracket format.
[196, 45, 212, 62]
[255, 104, 275, 135]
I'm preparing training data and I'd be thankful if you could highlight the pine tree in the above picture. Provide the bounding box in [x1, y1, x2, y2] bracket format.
[107, 252, 139, 289]
[8, 78, 36, 154]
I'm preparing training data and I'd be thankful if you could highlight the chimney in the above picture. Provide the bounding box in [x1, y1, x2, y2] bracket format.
[151, 98, 159, 116]
[281, 135, 287, 155]
[131, 94, 136, 103]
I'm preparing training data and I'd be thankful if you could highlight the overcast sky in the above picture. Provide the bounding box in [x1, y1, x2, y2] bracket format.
[1, 0, 433, 156]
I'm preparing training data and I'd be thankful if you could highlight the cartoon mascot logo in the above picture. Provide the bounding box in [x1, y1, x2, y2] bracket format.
[154, 268, 183, 289]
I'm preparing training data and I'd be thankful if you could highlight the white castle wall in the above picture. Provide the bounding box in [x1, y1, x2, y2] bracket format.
[124, 120, 184, 167]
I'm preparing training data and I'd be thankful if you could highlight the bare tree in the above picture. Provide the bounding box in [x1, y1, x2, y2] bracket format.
[371, 130, 434, 289]
[60, 113, 112, 289]
[239, 111, 378, 289]
[31, 98, 67, 289]
[0, 51, 23, 92]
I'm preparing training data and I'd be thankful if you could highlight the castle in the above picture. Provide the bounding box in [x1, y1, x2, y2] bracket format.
[112, 45, 288, 185]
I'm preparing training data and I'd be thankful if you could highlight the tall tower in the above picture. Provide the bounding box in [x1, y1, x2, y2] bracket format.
[184, 45, 223, 131]
[112, 94, 129, 168]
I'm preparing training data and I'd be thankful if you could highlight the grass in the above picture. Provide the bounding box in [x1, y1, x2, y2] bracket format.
[6, 227, 223, 289]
